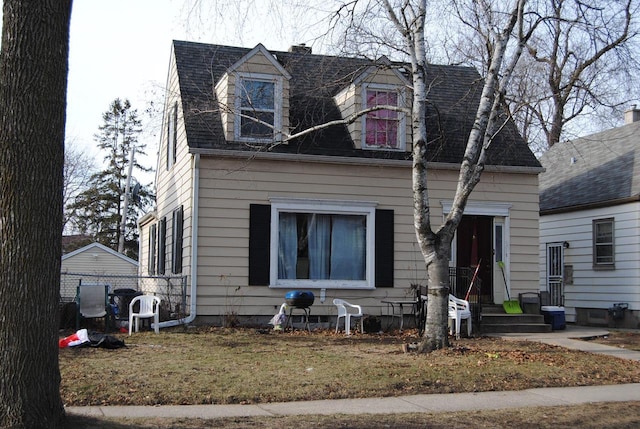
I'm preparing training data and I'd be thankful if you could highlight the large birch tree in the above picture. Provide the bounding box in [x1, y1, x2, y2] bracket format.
[293, 0, 537, 350]
[375, 0, 535, 350]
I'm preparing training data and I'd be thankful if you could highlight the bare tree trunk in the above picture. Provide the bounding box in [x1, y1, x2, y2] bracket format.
[417, 247, 451, 352]
[0, 1, 72, 427]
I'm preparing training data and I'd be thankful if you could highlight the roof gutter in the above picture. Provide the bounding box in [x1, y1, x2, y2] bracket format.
[157, 153, 200, 329]
[540, 195, 640, 216]
[189, 147, 544, 174]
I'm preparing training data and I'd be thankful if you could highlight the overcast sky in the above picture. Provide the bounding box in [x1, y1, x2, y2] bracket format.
[65, 0, 322, 181]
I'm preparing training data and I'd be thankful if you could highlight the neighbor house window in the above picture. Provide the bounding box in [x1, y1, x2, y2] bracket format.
[269, 199, 377, 289]
[235, 73, 282, 141]
[593, 218, 614, 269]
[363, 85, 403, 150]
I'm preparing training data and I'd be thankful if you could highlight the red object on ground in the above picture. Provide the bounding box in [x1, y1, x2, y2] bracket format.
[59, 329, 89, 348]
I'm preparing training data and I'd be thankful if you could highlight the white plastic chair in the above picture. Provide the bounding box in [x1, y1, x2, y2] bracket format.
[448, 294, 472, 339]
[129, 295, 161, 335]
[333, 299, 364, 335]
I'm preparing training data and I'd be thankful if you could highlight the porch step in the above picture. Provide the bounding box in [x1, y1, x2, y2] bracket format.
[480, 312, 552, 334]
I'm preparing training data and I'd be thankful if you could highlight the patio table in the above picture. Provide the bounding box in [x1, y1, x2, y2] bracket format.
[381, 299, 418, 331]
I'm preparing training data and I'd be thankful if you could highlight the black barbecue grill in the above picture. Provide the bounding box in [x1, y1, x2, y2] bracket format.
[284, 290, 314, 331]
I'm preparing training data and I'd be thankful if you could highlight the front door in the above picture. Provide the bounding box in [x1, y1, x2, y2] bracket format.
[456, 216, 493, 303]
[546, 242, 564, 306]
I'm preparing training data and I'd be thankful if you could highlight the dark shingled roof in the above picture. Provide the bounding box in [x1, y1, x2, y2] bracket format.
[172, 40, 540, 167]
[539, 120, 640, 213]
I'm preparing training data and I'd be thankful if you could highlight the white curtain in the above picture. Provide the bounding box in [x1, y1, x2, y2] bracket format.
[278, 212, 298, 279]
[308, 214, 331, 279]
[330, 215, 366, 280]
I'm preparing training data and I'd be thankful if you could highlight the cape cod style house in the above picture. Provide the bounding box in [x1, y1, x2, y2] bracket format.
[539, 108, 640, 329]
[138, 40, 542, 328]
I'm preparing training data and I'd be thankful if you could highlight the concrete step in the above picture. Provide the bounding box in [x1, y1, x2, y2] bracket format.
[480, 312, 551, 334]
[482, 313, 546, 325]
[481, 323, 552, 334]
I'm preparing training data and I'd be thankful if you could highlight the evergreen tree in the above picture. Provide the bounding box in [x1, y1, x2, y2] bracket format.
[69, 98, 153, 259]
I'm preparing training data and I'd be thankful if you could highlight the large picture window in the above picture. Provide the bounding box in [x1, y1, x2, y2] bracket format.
[235, 73, 282, 141]
[269, 199, 377, 289]
[278, 213, 366, 281]
[363, 85, 404, 150]
[593, 218, 615, 269]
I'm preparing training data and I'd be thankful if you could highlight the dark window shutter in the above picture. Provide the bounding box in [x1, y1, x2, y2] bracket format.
[172, 206, 184, 274]
[158, 218, 166, 274]
[172, 102, 178, 164]
[375, 209, 394, 287]
[148, 224, 157, 275]
[249, 204, 271, 285]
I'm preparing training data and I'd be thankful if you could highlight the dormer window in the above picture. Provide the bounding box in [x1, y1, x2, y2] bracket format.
[235, 72, 283, 142]
[363, 84, 404, 150]
[363, 85, 404, 150]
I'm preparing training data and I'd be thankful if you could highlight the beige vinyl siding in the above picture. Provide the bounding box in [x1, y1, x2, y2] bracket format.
[62, 248, 138, 276]
[215, 73, 231, 140]
[140, 49, 193, 281]
[194, 156, 539, 319]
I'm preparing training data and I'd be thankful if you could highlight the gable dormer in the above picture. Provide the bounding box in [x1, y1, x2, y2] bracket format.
[215, 44, 292, 144]
[334, 57, 411, 152]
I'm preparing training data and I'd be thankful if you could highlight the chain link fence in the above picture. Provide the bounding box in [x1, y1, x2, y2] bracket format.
[60, 272, 189, 324]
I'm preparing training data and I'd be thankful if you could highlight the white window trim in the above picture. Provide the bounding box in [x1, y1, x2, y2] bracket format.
[269, 198, 377, 290]
[361, 83, 406, 151]
[234, 72, 283, 143]
[592, 217, 615, 269]
[441, 201, 512, 217]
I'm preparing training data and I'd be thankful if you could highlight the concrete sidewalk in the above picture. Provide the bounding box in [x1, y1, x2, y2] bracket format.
[492, 325, 640, 361]
[66, 325, 640, 420]
[67, 383, 640, 419]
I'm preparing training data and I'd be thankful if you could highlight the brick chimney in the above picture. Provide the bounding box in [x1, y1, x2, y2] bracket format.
[624, 105, 640, 124]
[288, 44, 312, 54]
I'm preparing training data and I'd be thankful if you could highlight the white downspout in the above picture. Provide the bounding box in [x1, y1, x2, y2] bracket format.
[157, 153, 200, 328]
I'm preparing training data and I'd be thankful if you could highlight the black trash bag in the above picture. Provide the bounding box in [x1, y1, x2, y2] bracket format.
[87, 332, 126, 349]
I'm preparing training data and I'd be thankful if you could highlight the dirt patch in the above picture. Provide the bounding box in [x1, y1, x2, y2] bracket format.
[579, 330, 640, 351]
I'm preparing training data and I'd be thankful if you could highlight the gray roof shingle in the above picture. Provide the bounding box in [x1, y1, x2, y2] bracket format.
[173, 40, 540, 167]
[539, 120, 640, 213]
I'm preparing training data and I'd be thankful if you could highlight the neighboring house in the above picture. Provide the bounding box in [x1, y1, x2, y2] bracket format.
[139, 40, 542, 326]
[539, 108, 640, 328]
[60, 242, 139, 302]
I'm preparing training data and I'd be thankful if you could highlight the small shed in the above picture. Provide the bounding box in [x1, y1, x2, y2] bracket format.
[60, 242, 138, 302]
